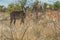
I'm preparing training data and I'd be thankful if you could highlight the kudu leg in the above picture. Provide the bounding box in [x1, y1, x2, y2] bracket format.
[10, 18, 13, 25]
[20, 18, 24, 25]
[14, 18, 16, 25]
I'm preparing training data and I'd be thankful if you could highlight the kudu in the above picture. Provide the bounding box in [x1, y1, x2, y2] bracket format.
[10, 10, 26, 25]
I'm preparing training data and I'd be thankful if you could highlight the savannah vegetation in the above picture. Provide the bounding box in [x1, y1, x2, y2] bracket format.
[0, 0, 60, 40]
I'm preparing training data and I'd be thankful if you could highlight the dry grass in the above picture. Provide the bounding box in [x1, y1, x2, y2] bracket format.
[0, 10, 60, 40]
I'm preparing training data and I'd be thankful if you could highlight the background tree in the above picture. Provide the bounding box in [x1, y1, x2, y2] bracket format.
[32, 0, 41, 23]
[49, 4, 54, 10]
[6, 3, 15, 13]
[32, 0, 40, 11]
[14, 4, 22, 11]
[6, 0, 27, 13]
[54, 1, 60, 10]
[0, 5, 4, 11]
[18, 0, 27, 11]
[44, 3, 48, 9]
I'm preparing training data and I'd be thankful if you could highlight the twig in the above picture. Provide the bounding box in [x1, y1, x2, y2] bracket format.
[9, 25, 15, 40]
[21, 25, 29, 40]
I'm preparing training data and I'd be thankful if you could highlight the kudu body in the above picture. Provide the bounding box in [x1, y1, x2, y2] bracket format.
[10, 10, 26, 25]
